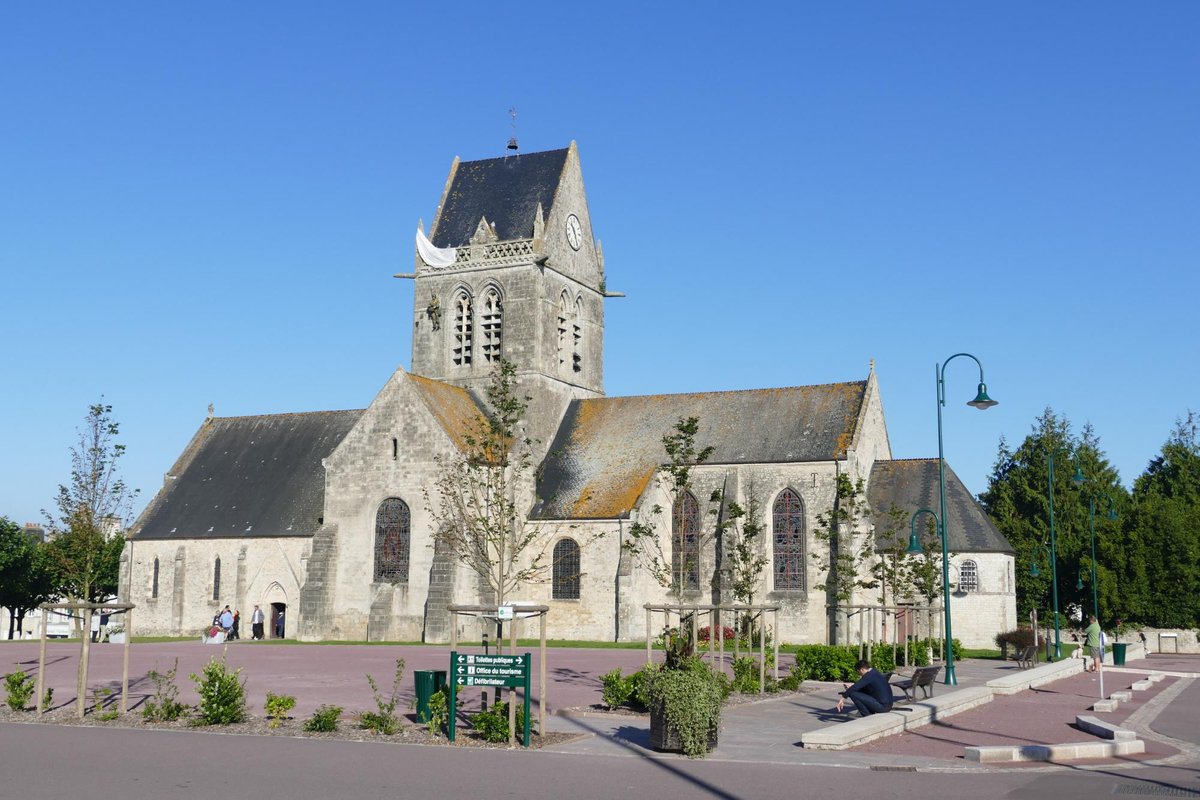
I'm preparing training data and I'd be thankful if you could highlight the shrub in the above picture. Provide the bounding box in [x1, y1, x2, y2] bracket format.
[644, 656, 725, 758]
[264, 692, 296, 728]
[4, 669, 35, 711]
[470, 701, 525, 743]
[190, 658, 247, 725]
[697, 625, 737, 643]
[791, 645, 858, 682]
[425, 689, 456, 737]
[777, 664, 803, 691]
[359, 658, 405, 735]
[600, 668, 635, 709]
[42, 687, 54, 709]
[995, 628, 1035, 650]
[143, 659, 188, 722]
[303, 704, 343, 732]
[730, 657, 761, 694]
[629, 663, 656, 710]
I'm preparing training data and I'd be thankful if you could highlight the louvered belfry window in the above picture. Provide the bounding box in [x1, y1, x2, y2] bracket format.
[152, 557, 160, 599]
[453, 292, 473, 366]
[672, 491, 701, 591]
[557, 292, 569, 369]
[213, 557, 221, 601]
[374, 498, 411, 583]
[773, 488, 805, 591]
[552, 538, 581, 600]
[480, 288, 502, 363]
[572, 297, 583, 373]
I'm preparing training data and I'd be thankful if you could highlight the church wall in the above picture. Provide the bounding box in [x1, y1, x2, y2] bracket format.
[316, 372, 454, 642]
[946, 552, 1017, 648]
[845, 370, 892, 483]
[124, 537, 308, 636]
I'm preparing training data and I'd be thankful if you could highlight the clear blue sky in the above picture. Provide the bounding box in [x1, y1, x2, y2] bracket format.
[3, 3, 1197, 528]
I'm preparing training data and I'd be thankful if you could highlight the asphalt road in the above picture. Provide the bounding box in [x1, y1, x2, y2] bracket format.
[3, 722, 1200, 800]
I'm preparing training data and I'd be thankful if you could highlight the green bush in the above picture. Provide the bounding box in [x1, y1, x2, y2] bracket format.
[470, 701, 525, 743]
[264, 692, 296, 728]
[4, 669, 35, 712]
[645, 656, 726, 758]
[425, 689, 458, 737]
[143, 659, 188, 722]
[359, 658, 405, 735]
[600, 668, 635, 709]
[730, 657, 761, 694]
[189, 658, 247, 725]
[791, 645, 858, 681]
[303, 704, 343, 732]
[42, 687, 53, 709]
[777, 664, 803, 691]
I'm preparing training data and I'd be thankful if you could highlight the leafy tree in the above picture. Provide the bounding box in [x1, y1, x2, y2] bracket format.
[426, 360, 594, 606]
[622, 416, 715, 601]
[980, 409, 1128, 624]
[44, 401, 138, 605]
[0, 519, 59, 639]
[1123, 412, 1200, 628]
[715, 480, 768, 607]
[811, 473, 878, 643]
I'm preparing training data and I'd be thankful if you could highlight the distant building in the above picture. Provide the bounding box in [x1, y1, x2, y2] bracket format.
[124, 143, 1015, 647]
[22, 523, 44, 543]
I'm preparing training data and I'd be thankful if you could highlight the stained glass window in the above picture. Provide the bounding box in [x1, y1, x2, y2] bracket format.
[773, 489, 805, 591]
[374, 498, 411, 583]
[673, 491, 700, 591]
[552, 538, 581, 600]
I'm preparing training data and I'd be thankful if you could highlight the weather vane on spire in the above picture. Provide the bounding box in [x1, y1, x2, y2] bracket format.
[506, 107, 519, 153]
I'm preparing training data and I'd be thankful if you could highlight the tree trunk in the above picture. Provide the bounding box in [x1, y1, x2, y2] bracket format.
[7, 610, 13, 640]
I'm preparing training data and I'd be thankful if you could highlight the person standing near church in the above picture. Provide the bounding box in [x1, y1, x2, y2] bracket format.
[229, 609, 241, 640]
[251, 605, 265, 640]
[274, 608, 285, 639]
[1083, 615, 1103, 672]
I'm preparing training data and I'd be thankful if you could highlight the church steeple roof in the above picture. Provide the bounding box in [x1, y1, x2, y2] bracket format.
[429, 147, 570, 248]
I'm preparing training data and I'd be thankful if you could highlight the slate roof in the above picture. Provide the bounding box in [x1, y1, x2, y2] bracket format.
[868, 459, 1012, 554]
[430, 148, 569, 248]
[133, 410, 363, 540]
[534, 381, 868, 520]
[407, 374, 487, 453]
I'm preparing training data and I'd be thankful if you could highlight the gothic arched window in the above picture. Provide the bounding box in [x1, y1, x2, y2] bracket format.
[213, 556, 221, 601]
[773, 488, 805, 591]
[958, 560, 979, 593]
[453, 291, 473, 366]
[552, 538, 581, 600]
[374, 498, 411, 583]
[152, 557, 160, 599]
[480, 287, 502, 363]
[672, 491, 700, 591]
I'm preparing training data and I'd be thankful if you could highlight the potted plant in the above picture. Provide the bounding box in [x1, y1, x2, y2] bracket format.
[645, 626, 726, 758]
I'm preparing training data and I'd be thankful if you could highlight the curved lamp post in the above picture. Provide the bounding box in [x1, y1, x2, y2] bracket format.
[931, 353, 998, 686]
[1044, 451, 1082, 659]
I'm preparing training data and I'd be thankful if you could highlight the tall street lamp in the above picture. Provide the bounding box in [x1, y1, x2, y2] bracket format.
[1045, 450, 1083, 659]
[1072, 470, 1117, 621]
[930, 353, 998, 686]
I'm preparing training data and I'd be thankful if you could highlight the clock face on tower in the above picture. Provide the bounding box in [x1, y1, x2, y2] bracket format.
[565, 214, 583, 250]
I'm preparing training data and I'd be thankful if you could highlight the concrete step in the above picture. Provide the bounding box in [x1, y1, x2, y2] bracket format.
[800, 686, 993, 751]
[966, 739, 1144, 763]
[1075, 714, 1135, 741]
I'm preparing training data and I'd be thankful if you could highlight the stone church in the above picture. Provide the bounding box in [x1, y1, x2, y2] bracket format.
[123, 142, 1015, 647]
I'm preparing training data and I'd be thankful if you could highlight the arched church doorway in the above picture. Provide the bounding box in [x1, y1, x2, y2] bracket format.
[271, 602, 286, 639]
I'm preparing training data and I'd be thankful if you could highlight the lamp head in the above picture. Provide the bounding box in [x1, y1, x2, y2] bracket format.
[1029, 561, 1040, 578]
[967, 383, 998, 410]
[1107, 504, 1118, 521]
[1076, 575, 1084, 590]
[906, 532, 923, 555]
[1072, 466, 1085, 486]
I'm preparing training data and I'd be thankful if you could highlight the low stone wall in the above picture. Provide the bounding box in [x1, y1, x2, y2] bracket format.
[1133, 628, 1199, 654]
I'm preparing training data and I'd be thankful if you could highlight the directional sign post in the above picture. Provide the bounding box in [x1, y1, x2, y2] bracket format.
[448, 651, 532, 746]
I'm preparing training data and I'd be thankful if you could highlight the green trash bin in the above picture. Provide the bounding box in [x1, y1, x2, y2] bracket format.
[1111, 642, 1128, 666]
[414, 669, 448, 723]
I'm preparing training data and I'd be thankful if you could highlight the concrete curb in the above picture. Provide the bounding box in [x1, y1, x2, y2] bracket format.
[1075, 715, 1135, 741]
[965, 739, 1145, 763]
[799, 687, 993, 750]
[985, 656, 1082, 695]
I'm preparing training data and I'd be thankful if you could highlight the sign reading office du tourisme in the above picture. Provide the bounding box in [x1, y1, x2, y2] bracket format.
[448, 651, 532, 745]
